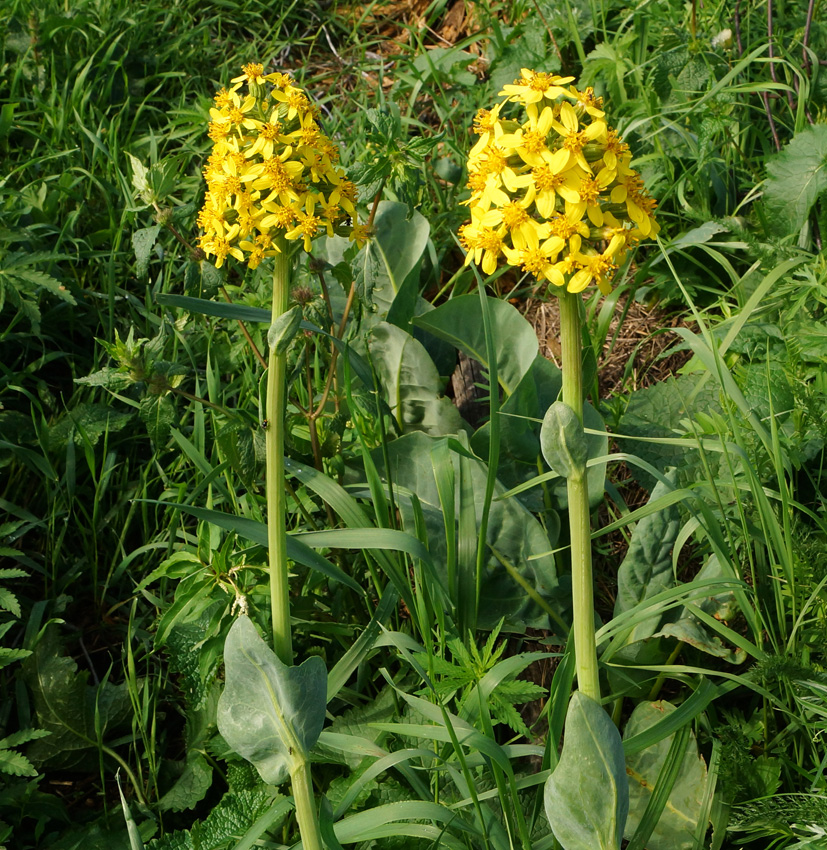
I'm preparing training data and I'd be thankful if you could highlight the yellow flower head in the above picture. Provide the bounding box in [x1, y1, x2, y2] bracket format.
[460, 68, 658, 295]
[198, 65, 364, 269]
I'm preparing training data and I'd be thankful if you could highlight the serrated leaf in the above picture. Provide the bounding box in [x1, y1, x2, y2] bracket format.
[133, 225, 162, 279]
[158, 751, 213, 812]
[764, 124, 827, 237]
[217, 616, 327, 785]
[126, 152, 151, 204]
[0, 748, 38, 777]
[194, 788, 286, 850]
[0, 588, 20, 618]
[140, 395, 176, 445]
[623, 701, 708, 849]
[545, 692, 629, 850]
[0, 647, 31, 669]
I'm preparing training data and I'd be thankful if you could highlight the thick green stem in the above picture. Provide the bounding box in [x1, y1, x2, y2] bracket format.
[267, 239, 292, 665]
[558, 289, 600, 702]
[290, 757, 324, 850]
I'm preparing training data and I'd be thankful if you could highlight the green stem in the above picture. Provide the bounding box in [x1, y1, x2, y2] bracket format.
[267, 238, 292, 665]
[290, 757, 324, 850]
[559, 289, 600, 702]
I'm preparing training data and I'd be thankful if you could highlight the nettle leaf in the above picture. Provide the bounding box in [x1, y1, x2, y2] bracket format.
[764, 124, 827, 238]
[133, 225, 162, 279]
[623, 701, 708, 850]
[217, 616, 327, 785]
[545, 692, 628, 850]
[140, 394, 176, 445]
[46, 402, 134, 450]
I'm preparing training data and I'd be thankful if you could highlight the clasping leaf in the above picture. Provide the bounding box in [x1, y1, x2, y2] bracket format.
[217, 616, 327, 785]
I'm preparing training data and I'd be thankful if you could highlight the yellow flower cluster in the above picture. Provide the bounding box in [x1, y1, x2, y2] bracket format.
[197, 64, 366, 269]
[459, 69, 659, 295]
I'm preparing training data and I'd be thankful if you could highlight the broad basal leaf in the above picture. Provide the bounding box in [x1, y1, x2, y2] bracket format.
[623, 701, 708, 850]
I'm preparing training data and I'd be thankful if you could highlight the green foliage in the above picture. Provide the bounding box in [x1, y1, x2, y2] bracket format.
[2, 0, 827, 844]
[623, 702, 708, 849]
[429, 622, 546, 740]
[22, 626, 131, 771]
[545, 692, 629, 850]
[763, 125, 827, 239]
[540, 401, 589, 479]
[217, 616, 327, 785]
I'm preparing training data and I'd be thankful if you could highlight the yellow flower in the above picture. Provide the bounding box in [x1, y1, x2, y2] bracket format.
[458, 68, 658, 296]
[500, 69, 576, 104]
[197, 66, 362, 269]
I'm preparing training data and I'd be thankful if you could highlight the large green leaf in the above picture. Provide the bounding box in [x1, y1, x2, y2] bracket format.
[356, 201, 430, 326]
[623, 701, 708, 850]
[370, 432, 564, 630]
[23, 627, 131, 770]
[368, 321, 467, 436]
[545, 692, 629, 850]
[618, 374, 722, 489]
[613, 472, 681, 640]
[763, 124, 827, 237]
[413, 295, 539, 396]
[217, 616, 327, 785]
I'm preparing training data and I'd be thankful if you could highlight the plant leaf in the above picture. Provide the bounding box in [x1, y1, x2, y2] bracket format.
[545, 692, 629, 850]
[623, 701, 708, 849]
[217, 616, 327, 785]
[763, 124, 827, 237]
[541, 401, 589, 479]
[368, 321, 467, 436]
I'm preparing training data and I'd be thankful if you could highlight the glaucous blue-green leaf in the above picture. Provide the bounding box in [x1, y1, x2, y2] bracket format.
[217, 616, 327, 785]
[623, 701, 708, 849]
[413, 295, 539, 396]
[545, 692, 628, 850]
[541, 401, 589, 479]
[268, 305, 303, 355]
[368, 321, 467, 437]
[764, 124, 827, 238]
[549, 401, 608, 509]
[370, 432, 564, 630]
[613, 471, 681, 641]
[357, 201, 429, 325]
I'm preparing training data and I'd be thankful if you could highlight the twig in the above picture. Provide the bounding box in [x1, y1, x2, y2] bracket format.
[220, 285, 268, 369]
[531, 0, 563, 64]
